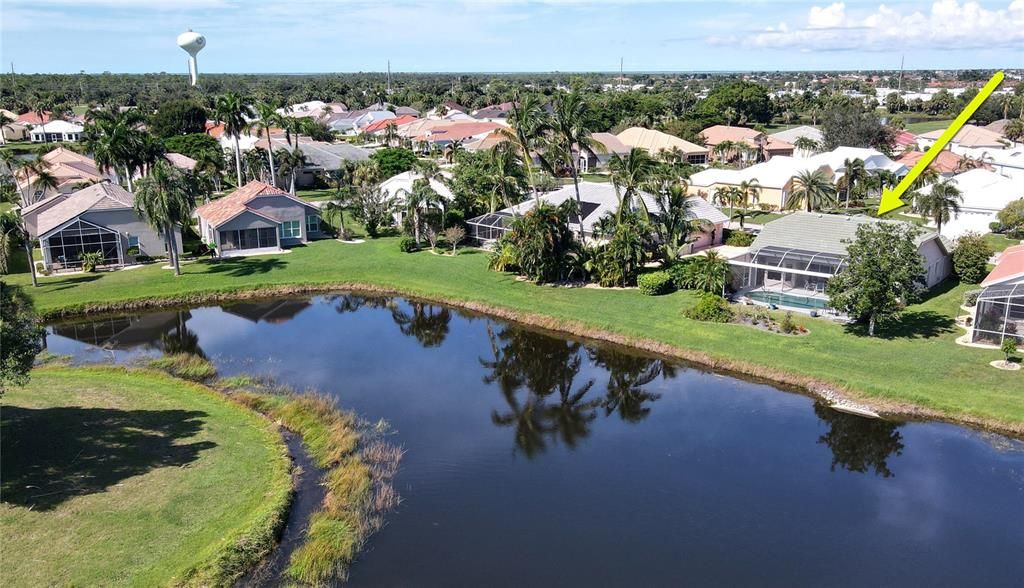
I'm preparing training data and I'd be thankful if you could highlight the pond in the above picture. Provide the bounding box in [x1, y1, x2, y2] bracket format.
[45, 294, 1024, 587]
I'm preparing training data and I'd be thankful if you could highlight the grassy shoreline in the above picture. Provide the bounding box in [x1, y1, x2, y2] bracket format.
[0, 366, 293, 587]
[7, 237, 1022, 435]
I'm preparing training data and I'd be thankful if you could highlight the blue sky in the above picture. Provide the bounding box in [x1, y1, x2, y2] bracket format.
[2, 1, 1022, 74]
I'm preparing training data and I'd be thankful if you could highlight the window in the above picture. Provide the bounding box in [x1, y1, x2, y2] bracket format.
[127, 235, 139, 248]
[306, 215, 320, 234]
[280, 220, 301, 239]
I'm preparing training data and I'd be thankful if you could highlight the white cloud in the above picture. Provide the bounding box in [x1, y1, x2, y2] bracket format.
[732, 0, 1024, 51]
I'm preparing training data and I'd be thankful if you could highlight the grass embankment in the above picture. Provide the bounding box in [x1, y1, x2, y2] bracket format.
[0, 366, 292, 587]
[5, 236, 1022, 432]
[216, 374, 401, 584]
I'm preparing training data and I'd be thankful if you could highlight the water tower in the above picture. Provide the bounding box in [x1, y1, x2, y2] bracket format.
[177, 30, 206, 86]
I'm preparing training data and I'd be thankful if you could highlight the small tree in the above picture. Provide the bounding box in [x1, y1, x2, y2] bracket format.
[444, 226, 465, 255]
[1001, 338, 1018, 363]
[827, 223, 927, 337]
[0, 281, 45, 395]
[351, 187, 392, 238]
[951, 232, 993, 284]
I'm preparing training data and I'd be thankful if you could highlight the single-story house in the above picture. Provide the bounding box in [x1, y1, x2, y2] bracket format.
[472, 102, 514, 122]
[328, 106, 395, 134]
[700, 125, 794, 162]
[768, 125, 824, 158]
[578, 133, 631, 172]
[895, 150, 969, 177]
[194, 181, 322, 257]
[379, 170, 454, 226]
[1, 109, 30, 142]
[467, 180, 728, 250]
[253, 136, 371, 187]
[985, 147, 1024, 181]
[30, 120, 84, 143]
[918, 169, 1023, 239]
[687, 156, 833, 210]
[918, 124, 1007, 155]
[16, 148, 113, 202]
[615, 127, 709, 164]
[31, 182, 181, 270]
[727, 212, 951, 312]
[971, 244, 1024, 345]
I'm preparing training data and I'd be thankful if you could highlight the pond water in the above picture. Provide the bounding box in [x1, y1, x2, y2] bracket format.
[46, 294, 1024, 587]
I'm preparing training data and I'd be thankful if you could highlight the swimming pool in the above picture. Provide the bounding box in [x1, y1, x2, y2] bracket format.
[745, 290, 830, 311]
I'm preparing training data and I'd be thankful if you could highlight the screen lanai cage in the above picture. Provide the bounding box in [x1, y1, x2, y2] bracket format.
[972, 281, 1024, 345]
[733, 245, 848, 297]
[42, 219, 123, 269]
[466, 211, 514, 244]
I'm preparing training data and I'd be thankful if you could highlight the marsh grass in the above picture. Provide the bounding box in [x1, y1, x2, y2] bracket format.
[223, 380, 403, 585]
[147, 354, 218, 381]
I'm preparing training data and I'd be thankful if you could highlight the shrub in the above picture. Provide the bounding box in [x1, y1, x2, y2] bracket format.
[963, 289, 982, 307]
[489, 201, 582, 283]
[398, 236, 419, 253]
[951, 232, 993, 284]
[80, 251, 103, 272]
[1002, 338, 1018, 362]
[724, 229, 754, 247]
[684, 293, 733, 323]
[126, 245, 141, 256]
[672, 250, 730, 293]
[780, 311, 798, 334]
[588, 213, 651, 287]
[638, 271, 674, 296]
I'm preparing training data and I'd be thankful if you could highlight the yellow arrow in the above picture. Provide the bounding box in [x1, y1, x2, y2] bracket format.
[878, 70, 1005, 215]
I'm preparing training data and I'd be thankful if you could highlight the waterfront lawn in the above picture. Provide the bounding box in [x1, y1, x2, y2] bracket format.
[0, 367, 291, 587]
[905, 118, 955, 134]
[4, 237, 1021, 430]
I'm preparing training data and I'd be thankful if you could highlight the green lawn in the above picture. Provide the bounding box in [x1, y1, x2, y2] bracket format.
[0, 367, 292, 587]
[905, 118, 955, 134]
[4, 237, 1021, 431]
[984, 232, 1021, 253]
[719, 207, 788, 225]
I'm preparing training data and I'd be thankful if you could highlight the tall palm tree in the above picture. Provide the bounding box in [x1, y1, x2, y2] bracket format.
[498, 93, 549, 205]
[193, 148, 225, 197]
[793, 136, 821, 155]
[650, 182, 700, 264]
[212, 92, 254, 188]
[712, 140, 737, 164]
[324, 168, 353, 239]
[838, 158, 867, 208]
[83, 106, 146, 190]
[485, 143, 525, 214]
[381, 122, 399, 147]
[545, 91, 601, 241]
[915, 180, 962, 235]
[608, 147, 657, 221]
[786, 168, 836, 212]
[132, 161, 195, 276]
[443, 139, 464, 164]
[397, 179, 442, 245]
[275, 147, 306, 195]
[252, 102, 282, 187]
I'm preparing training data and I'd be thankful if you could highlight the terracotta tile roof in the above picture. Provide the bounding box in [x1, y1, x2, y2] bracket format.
[919, 124, 1006, 148]
[194, 180, 316, 227]
[363, 115, 417, 134]
[895, 150, 970, 174]
[892, 130, 918, 146]
[700, 125, 764, 147]
[16, 111, 51, 125]
[164, 152, 198, 171]
[412, 121, 502, 143]
[982, 245, 1024, 286]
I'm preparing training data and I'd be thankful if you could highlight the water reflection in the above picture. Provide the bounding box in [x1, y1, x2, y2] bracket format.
[481, 324, 677, 457]
[222, 299, 312, 324]
[51, 310, 205, 358]
[814, 402, 906, 478]
[331, 294, 452, 348]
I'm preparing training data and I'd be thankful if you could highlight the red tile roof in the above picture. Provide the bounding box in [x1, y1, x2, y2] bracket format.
[363, 115, 417, 134]
[194, 181, 315, 227]
[982, 244, 1024, 287]
[895, 150, 971, 175]
[16, 111, 51, 125]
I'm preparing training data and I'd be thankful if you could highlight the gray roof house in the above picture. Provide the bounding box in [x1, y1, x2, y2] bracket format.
[467, 181, 729, 250]
[32, 182, 182, 271]
[727, 212, 951, 312]
[194, 181, 322, 258]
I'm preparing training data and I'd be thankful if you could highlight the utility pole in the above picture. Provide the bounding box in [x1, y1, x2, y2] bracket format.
[897, 55, 905, 94]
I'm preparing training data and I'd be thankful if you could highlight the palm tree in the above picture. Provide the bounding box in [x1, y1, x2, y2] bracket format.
[0, 111, 13, 146]
[650, 182, 700, 263]
[275, 147, 306, 195]
[785, 168, 836, 212]
[132, 161, 194, 276]
[485, 143, 525, 214]
[397, 179, 442, 245]
[83, 106, 145, 190]
[712, 140, 737, 164]
[687, 250, 730, 294]
[545, 91, 601, 241]
[498, 93, 549, 205]
[381, 122, 399, 147]
[1005, 119, 1024, 144]
[838, 158, 867, 208]
[252, 103, 282, 187]
[732, 179, 761, 228]
[212, 92, 254, 188]
[443, 139, 464, 164]
[793, 136, 821, 155]
[324, 168, 353, 240]
[608, 147, 657, 221]
[193, 148, 225, 197]
[915, 180, 962, 235]
[134, 133, 167, 179]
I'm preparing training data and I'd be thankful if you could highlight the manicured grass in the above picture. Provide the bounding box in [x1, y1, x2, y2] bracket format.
[0, 366, 292, 587]
[984, 232, 1021, 253]
[719, 207, 788, 225]
[905, 118, 955, 134]
[4, 237, 1021, 430]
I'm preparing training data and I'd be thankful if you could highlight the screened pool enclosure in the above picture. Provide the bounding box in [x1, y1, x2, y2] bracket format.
[466, 212, 514, 244]
[971, 281, 1024, 345]
[730, 246, 847, 303]
[41, 219, 123, 269]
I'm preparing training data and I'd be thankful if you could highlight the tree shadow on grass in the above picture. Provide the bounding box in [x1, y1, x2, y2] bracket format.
[1, 405, 214, 511]
[39, 274, 104, 292]
[842, 310, 956, 340]
[205, 257, 289, 277]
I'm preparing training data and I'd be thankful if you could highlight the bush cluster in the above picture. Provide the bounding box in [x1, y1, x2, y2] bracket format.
[398, 236, 419, 253]
[684, 293, 733, 323]
[724, 229, 755, 247]
[963, 289, 982, 308]
[951, 232, 993, 284]
[637, 271, 674, 296]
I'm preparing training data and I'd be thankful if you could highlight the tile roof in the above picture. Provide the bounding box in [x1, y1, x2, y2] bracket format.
[194, 181, 317, 227]
[700, 125, 764, 147]
[164, 152, 197, 171]
[615, 127, 708, 155]
[750, 212, 941, 257]
[16, 111, 51, 125]
[895, 150, 966, 174]
[918, 124, 1006, 148]
[590, 132, 631, 155]
[982, 245, 1024, 286]
[768, 125, 824, 145]
[412, 121, 501, 143]
[363, 115, 417, 134]
[36, 182, 135, 237]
